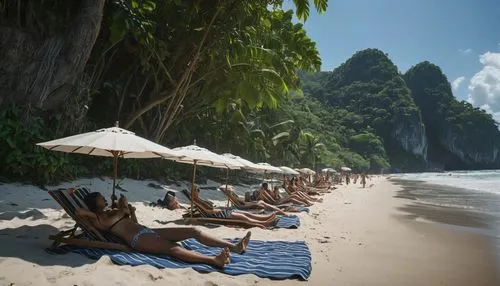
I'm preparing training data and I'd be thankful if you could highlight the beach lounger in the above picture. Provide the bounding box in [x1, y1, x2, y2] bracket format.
[49, 190, 311, 280]
[181, 190, 300, 229]
[220, 187, 309, 213]
[47, 188, 131, 252]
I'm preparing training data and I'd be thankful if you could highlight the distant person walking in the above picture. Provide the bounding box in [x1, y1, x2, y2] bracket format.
[345, 173, 350, 185]
[361, 173, 367, 188]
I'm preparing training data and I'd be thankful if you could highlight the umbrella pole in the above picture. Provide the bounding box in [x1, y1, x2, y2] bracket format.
[111, 152, 119, 208]
[225, 168, 230, 207]
[190, 161, 198, 218]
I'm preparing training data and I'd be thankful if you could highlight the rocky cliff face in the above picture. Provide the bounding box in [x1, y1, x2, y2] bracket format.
[323, 49, 428, 163]
[303, 50, 500, 170]
[442, 129, 499, 165]
[405, 62, 500, 169]
[391, 113, 428, 159]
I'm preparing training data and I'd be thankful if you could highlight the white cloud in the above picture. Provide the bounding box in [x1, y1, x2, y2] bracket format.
[458, 48, 473, 55]
[451, 76, 465, 90]
[468, 52, 500, 122]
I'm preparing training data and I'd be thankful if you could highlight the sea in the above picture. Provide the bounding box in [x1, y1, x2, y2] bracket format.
[392, 170, 500, 266]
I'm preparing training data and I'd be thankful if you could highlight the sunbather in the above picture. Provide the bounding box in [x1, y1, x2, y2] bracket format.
[77, 192, 251, 268]
[284, 179, 322, 203]
[219, 185, 288, 215]
[190, 187, 279, 227]
[258, 183, 313, 206]
[153, 191, 183, 210]
[296, 177, 328, 194]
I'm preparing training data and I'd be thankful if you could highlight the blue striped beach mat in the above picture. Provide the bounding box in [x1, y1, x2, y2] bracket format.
[275, 215, 300, 228]
[59, 239, 312, 280]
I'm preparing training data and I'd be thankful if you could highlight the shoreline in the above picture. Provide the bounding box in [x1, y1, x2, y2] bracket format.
[299, 177, 499, 286]
[0, 176, 498, 285]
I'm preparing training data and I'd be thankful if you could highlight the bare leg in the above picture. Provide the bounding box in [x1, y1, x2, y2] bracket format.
[256, 201, 287, 215]
[234, 210, 276, 221]
[153, 227, 252, 254]
[280, 196, 312, 206]
[231, 212, 276, 226]
[134, 234, 231, 268]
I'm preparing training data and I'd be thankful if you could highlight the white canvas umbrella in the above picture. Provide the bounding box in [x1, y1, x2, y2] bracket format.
[298, 168, 316, 175]
[322, 168, 337, 173]
[222, 153, 267, 172]
[254, 163, 284, 174]
[173, 145, 243, 169]
[36, 124, 181, 201]
[253, 163, 283, 188]
[341, 167, 352, 172]
[220, 153, 267, 207]
[280, 166, 300, 175]
[171, 145, 244, 216]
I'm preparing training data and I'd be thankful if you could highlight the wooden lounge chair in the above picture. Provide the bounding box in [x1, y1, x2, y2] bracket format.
[220, 187, 304, 212]
[47, 188, 131, 252]
[180, 190, 267, 229]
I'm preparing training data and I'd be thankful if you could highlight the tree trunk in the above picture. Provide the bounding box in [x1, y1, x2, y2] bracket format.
[0, 0, 105, 111]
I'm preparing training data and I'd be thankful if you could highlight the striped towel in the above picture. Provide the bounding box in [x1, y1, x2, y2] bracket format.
[275, 215, 300, 229]
[59, 239, 312, 280]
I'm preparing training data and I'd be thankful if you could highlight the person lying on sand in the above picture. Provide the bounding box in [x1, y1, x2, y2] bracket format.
[190, 187, 279, 228]
[156, 191, 182, 210]
[76, 192, 251, 268]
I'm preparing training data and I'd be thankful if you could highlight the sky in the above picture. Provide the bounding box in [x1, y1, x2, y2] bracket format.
[283, 0, 500, 121]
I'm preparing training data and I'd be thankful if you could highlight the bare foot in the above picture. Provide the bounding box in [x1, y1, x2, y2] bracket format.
[213, 247, 231, 268]
[231, 231, 252, 254]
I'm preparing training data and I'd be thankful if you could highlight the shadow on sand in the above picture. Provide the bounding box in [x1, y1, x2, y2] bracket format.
[0, 224, 93, 267]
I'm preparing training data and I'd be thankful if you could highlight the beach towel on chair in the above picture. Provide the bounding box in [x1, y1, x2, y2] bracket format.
[59, 239, 312, 280]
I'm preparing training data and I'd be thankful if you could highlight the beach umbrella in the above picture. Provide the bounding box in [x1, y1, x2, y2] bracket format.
[298, 168, 316, 175]
[341, 167, 352, 172]
[322, 168, 337, 173]
[36, 123, 181, 202]
[254, 163, 284, 188]
[222, 153, 267, 173]
[254, 163, 283, 174]
[171, 144, 244, 216]
[280, 166, 300, 175]
[219, 153, 266, 207]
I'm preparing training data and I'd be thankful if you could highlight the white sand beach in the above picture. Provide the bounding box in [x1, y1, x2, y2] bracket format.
[0, 176, 498, 286]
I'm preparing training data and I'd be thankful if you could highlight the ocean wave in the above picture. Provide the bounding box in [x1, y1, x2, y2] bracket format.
[393, 170, 500, 195]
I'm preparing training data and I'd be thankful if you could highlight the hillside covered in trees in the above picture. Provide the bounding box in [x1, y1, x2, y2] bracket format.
[300, 49, 500, 171]
[1, 1, 498, 185]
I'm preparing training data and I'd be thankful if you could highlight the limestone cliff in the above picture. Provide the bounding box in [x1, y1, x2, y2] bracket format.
[405, 62, 500, 169]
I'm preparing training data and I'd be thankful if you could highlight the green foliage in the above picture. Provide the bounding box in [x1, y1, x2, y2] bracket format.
[405, 62, 500, 168]
[0, 107, 84, 184]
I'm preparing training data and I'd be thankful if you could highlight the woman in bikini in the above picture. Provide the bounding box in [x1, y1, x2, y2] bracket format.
[287, 178, 322, 203]
[258, 183, 313, 206]
[190, 187, 279, 227]
[219, 185, 288, 215]
[76, 192, 251, 268]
